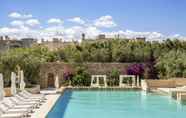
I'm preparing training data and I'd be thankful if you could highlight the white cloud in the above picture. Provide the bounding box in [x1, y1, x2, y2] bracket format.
[39, 26, 64, 40]
[64, 26, 84, 40]
[24, 14, 32, 19]
[8, 12, 32, 19]
[26, 19, 40, 27]
[8, 12, 21, 18]
[62, 26, 101, 41]
[171, 34, 182, 39]
[42, 26, 64, 37]
[47, 18, 63, 25]
[94, 15, 117, 28]
[0, 24, 165, 41]
[22, 14, 33, 19]
[85, 26, 101, 38]
[0, 27, 19, 34]
[10, 20, 24, 27]
[167, 34, 186, 41]
[41, 26, 100, 41]
[68, 17, 85, 25]
[44, 26, 64, 32]
[104, 30, 165, 41]
[0, 26, 32, 39]
[2, 13, 185, 41]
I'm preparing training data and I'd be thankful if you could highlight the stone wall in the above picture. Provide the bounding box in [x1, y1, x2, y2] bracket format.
[174, 78, 186, 87]
[146, 79, 175, 89]
[145, 78, 186, 90]
[84, 63, 133, 75]
[39, 62, 141, 88]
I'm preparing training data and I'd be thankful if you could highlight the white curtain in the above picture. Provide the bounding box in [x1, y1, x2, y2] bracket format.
[11, 72, 17, 96]
[0, 73, 5, 101]
[20, 70, 26, 91]
[55, 75, 59, 89]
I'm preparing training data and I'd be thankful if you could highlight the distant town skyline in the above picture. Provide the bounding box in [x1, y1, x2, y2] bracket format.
[0, 0, 186, 41]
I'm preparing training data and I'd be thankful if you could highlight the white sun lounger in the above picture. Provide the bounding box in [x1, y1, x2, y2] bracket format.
[15, 95, 40, 103]
[1, 102, 33, 113]
[15, 94, 41, 103]
[9, 97, 38, 108]
[0, 107, 27, 118]
[6, 98, 35, 109]
[18, 92, 45, 102]
[0, 103, 29, 114]
[17, 93, 44, 103]
[14, 95, 41, 107]
[23, 90, 45, 99]
[0, 113, 25, 118]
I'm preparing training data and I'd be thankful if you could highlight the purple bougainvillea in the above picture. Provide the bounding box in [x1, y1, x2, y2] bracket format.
[126, 64, 144, 76]
[63, 66, 74, 80]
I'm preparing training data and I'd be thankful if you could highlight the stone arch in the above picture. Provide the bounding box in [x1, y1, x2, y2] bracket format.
[39, 63, 65, 89]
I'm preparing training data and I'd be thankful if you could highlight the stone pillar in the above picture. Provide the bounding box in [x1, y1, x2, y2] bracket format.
[119, 75, 129, 87]
[104, 75, 107, 87]
[91, 75, 94, 87]
[55, 75, 59, 89]
[91, 76, 92, 86]
[141, 80, 148, 91]
[96, 77, 99, 86]
[137, 75, 140, 87]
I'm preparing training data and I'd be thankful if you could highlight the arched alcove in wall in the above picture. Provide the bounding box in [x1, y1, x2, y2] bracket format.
[47, 73, 55, 88]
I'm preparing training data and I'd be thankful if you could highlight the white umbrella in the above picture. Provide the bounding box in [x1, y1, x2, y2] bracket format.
[55, 75, 59, 89]
[20, 70, 25, 91]
[0, 73, 5, 101]
[11, 72, 17, 96]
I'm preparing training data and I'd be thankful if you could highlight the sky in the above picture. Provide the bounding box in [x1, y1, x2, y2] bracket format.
[0, 0, 186, 41]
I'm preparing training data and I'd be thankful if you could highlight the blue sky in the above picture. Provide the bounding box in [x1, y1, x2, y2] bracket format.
[0, 0, 186, 40]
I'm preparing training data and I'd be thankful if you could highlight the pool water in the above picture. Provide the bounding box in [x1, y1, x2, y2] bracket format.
[47, 90, 186, 118]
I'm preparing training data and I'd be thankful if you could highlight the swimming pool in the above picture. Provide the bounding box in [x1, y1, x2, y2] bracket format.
[47, 90, 186, 118]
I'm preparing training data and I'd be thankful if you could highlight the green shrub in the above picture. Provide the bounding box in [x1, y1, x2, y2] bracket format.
[72, 66, 90, 86]
[0, 46, 59, 86]
[108, 68, 120, 86]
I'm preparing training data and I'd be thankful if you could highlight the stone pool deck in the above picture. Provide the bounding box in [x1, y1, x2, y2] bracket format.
[30, 87, 66, 118]
[31, 94, 60, 118]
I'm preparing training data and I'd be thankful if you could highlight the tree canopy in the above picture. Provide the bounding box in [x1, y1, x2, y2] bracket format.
[0, 38, 186, 86]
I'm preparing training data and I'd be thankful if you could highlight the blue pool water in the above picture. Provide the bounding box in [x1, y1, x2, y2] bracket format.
[47, 90, 186, 118]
